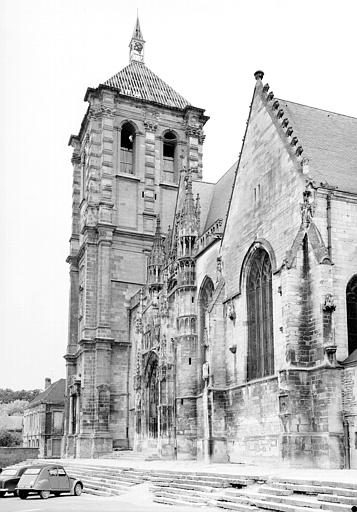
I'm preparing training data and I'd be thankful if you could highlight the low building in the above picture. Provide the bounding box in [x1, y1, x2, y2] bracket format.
[23, 378, 65, 458]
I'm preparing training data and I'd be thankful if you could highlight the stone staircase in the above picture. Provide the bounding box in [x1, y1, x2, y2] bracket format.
[150, 472, 262, 508]
[32, 459, 357, 510]
[215, 477, 357, 511]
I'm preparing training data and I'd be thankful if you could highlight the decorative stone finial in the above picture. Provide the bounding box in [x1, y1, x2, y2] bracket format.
[254, 70, 264, 80]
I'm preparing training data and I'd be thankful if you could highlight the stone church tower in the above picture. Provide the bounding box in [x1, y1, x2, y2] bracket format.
[64, 18, 357, 469]
[63, 17, 208, 457]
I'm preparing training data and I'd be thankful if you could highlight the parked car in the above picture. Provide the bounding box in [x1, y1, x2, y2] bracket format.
[0, 465, 32, 497]
[17, 464, 83, 499]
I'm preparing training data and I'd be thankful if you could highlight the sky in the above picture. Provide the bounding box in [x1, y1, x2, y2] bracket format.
[1, 0, 357, 390]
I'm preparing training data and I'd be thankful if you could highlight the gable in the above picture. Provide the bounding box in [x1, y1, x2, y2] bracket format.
[222, 83, 306, 298]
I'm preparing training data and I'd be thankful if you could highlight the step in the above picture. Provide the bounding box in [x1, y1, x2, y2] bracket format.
[151, 485, 220, 500]
[252, 498, 322, 512]
[153, 481, 215, 493]
[81, 481, 124, 496]
[258, 492, 326, 509]
[258, 486, 293, 496]
[78, 477, 133, 492]
[153, 496, 203, 507]
[318, 493, 357, 505]
[69, 470, 142, 484]
[82, 487, 114, 497]
[319, 502, 356, 512]
[274, 478, 357, 491]
[153, 490, 207, 504]
[216, 503, 259, 512]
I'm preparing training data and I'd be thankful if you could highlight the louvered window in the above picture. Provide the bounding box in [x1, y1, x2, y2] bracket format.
[247, 249, 274, 380]
[347, 275, 357, 355]
[163, 131, 177, 182]
[120, 122, 135, 174]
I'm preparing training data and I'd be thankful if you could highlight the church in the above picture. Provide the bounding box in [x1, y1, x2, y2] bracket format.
[63, 18, 357, 469]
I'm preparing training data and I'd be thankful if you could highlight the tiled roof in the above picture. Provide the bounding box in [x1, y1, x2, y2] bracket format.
[204, 162, 237, 232]
[277, 99, 357, 194]
[104, 61, 190, 110]
[26, 379, 65, 409]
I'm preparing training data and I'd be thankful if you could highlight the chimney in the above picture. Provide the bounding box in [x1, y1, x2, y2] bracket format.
[45, 378, 51, 390]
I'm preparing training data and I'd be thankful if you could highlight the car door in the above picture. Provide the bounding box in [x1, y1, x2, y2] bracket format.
[57, 467, 70, 492]
[48, 467, 59, 491]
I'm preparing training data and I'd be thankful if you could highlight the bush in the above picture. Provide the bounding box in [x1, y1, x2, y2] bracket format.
[0, 429, 22, 447]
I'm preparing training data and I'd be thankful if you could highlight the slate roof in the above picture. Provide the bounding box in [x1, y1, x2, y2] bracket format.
[26, 379, 65, 409]
[204, 161, 237, 232]
[104, 61, 190, 110]
[277, 99, 357, 194]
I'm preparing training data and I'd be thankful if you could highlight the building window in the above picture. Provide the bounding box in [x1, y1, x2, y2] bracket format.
[347, 275, 357, 355]
[120, 122, 135, 174]
[246, 248, 274, 380]
[163, 131, 177, 182]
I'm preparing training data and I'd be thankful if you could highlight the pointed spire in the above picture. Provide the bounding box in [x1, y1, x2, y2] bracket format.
[129, 15, 145, 64]
[132, 14, 144, 40]
[181, 171, 197, 233]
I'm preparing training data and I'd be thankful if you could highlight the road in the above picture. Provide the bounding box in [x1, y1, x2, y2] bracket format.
[0, 493, 213, 512]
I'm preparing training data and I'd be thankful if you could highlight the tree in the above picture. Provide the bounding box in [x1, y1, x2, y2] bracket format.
[0, 388, 41, 404]
[0, 429, 22, 447]
[1, 400, 29, 416]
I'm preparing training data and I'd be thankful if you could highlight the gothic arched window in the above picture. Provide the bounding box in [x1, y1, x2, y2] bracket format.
[347, 275, 357, 355]
[162, 131, 177, 182]
[120, 122, 136, 174]
[246, 249, 274, 380]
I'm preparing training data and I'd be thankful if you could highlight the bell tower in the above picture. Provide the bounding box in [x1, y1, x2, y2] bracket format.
[64, 17, 208, 458]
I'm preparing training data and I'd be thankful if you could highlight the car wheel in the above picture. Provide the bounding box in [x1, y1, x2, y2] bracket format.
[40, 490, 51, 499]
[19, 491, 28, 500]
[74, 483, 82, 496]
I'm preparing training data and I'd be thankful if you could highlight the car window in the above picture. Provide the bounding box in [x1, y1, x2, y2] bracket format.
[49, 468, 57, 476]
[58, 468, 67, 476]
[24, 468, 41, 475]
[1, 469, 17, 476]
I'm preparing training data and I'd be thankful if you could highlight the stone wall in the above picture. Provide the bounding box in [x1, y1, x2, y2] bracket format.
[0, 447, 38, 468]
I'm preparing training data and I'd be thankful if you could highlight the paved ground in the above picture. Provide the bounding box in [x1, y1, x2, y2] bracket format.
[0, 487, 213, 512]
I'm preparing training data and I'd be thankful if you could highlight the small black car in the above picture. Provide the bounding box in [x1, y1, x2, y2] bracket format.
[17, 464, 83, 499]
[0, 465, 32, 497]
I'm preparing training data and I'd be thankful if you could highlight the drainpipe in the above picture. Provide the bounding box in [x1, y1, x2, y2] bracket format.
[326, 193, 332, 261]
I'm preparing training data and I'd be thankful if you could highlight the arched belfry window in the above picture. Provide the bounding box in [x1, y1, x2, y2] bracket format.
[120, 122, 135, 174]
[246, 249, 274, 380]
[347, 275, 357, 355]
[163, 131, 177, 182]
